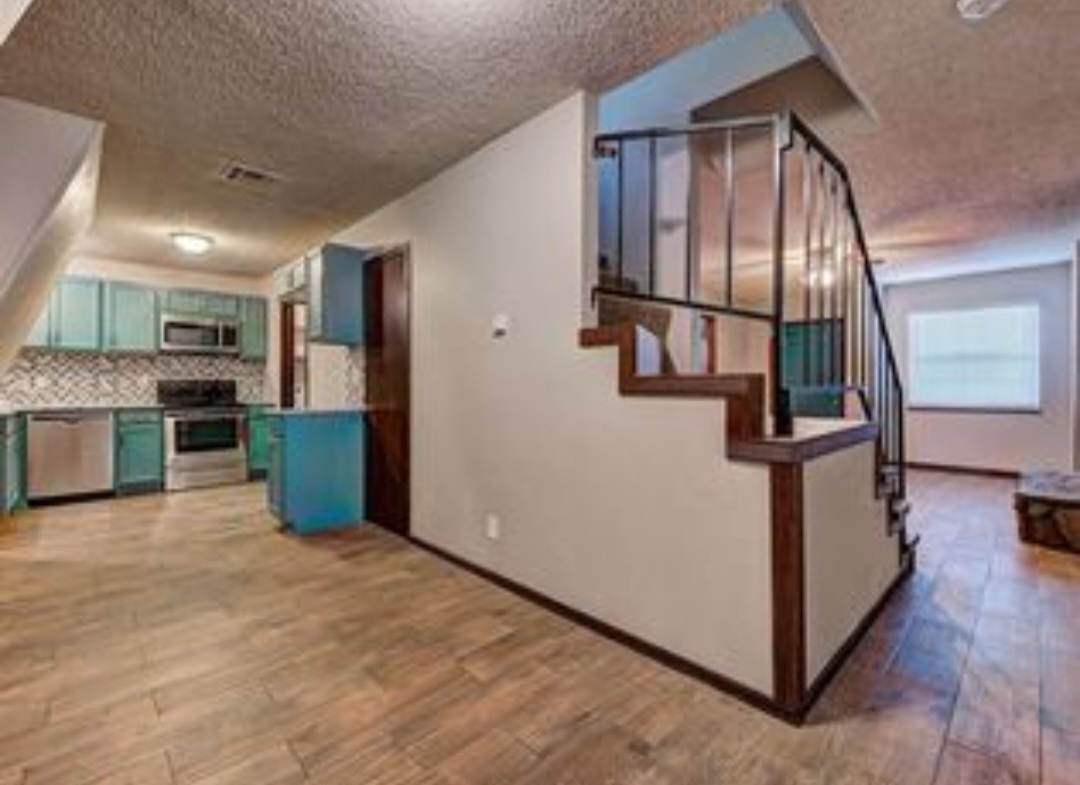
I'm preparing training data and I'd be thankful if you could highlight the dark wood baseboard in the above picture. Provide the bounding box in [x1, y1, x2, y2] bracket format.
[802, 549, 916, 714]
[404, 534, 803, 725]
[907, 462, 1020, 479]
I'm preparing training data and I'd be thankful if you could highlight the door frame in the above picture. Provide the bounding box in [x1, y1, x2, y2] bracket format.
[364, 245, 412, 536]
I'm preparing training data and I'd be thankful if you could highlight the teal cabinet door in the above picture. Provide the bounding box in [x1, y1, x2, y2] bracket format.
[162, 289, 238, 319]
[202, 293, 239, 319]
[781, 320, 846, 417]
[0, 417, 24, 515]
[240, 297, 268, 361]
[246, 405, 270, 478]
[8, 418, 24, 512]
[161, 289, 205, 316]
[104, 281, 158, 352]
[267, 417, 283, 516]
[52, 277, 102, 351]
[115, 411, 164, 495]
[307, 245, 366, 346]
[0, 418, 9, 515]
[25, 305, 50, 348]
[266, 412, 365, 534]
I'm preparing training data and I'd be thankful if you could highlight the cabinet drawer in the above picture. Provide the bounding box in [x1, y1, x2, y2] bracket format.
[116, 410, 164, 426]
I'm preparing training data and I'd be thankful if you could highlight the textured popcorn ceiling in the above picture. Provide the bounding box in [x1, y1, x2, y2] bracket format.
[0, 0, 1078, 274]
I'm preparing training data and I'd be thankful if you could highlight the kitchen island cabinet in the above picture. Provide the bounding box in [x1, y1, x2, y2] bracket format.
[267, 410, 365, 534]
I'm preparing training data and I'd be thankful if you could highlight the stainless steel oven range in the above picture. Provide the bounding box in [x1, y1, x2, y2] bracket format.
[158, 380, 247, 491]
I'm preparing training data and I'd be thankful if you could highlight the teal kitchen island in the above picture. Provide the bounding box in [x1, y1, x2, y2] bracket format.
[267, 410, 366, 534]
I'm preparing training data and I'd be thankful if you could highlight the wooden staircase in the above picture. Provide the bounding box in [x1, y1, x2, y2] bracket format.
[581, 321, 914, 723]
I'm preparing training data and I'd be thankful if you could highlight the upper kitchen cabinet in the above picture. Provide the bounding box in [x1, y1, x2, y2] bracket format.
[161, 289, 239, 320]
[307, 244, 366, 346]
[239, 296, 268, 361]
[50, 276, 102, 351]
[273, 259, 307, 302]
[103, 281, 157, 352]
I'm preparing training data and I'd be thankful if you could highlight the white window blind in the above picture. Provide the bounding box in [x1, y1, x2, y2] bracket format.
[908, 304, 1040, 410]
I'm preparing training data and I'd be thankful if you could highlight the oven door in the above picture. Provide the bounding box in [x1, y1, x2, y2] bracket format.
[167, 414, 242, 456]
[164, 413, 247, 491]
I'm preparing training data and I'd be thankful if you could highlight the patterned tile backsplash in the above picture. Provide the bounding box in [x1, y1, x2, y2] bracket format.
[0, 350, 269, 408]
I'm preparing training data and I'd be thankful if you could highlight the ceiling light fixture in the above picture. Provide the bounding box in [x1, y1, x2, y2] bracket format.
[170, 232, 214, 256]
[956, 0, 1012, 22]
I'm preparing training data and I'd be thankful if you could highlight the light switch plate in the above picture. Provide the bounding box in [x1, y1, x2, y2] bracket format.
[492, 314, 511, 338]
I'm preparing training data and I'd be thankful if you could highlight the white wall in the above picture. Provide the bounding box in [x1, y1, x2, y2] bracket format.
[803, 441, 897, 682]
[885, 263, 1074, 473]
[334, 93, 776, 692]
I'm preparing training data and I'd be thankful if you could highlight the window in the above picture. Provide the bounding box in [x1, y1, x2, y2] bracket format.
[908, 304, 1040, 411]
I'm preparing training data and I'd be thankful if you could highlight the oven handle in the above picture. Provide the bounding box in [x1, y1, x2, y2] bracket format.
[165, 413, 246, 424]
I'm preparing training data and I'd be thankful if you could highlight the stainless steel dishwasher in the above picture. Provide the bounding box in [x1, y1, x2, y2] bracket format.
[26, 411, 115, 502]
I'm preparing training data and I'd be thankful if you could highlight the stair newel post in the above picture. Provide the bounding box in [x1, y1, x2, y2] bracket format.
[772, 113, 794, 437]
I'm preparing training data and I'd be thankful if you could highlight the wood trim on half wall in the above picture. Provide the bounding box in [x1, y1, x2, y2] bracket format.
[770, 462, 806, 717]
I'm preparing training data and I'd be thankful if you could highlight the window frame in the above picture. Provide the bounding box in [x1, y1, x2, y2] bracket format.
[906, 303, 1042, 414]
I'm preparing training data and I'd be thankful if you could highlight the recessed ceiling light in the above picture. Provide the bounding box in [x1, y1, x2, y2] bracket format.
[956, 0, 1012, 22]
[170, 232, 214, 256]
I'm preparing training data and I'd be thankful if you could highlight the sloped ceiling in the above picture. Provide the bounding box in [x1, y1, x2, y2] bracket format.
[0, 0, 1078, 275]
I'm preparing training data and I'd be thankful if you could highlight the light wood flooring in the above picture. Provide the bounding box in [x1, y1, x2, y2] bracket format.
[0, 472, 1077, 784]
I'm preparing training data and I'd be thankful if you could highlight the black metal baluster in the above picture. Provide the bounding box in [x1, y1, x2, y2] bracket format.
[725, 129, 736, 310]
[684, 137, 694, 304]
[802, 143, 813, 390]
[616, 140, 625, 287]
[817, 160, 828, 388]
[648, 136, 657, 297]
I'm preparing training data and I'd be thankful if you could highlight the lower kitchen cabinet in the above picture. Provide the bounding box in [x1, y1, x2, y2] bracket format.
[246, 405, 270, 479]
[267, 411, 365, 534]
[0, 416, 26, 515]
[115, 409, 164, 495]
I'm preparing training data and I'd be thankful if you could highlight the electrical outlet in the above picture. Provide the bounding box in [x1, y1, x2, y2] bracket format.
[485, 513, 501, 541]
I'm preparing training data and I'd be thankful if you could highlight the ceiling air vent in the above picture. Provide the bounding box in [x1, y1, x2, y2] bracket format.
[217, 161, 281, 190]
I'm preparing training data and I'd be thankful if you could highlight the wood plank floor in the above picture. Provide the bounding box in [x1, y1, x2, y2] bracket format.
[0, 471, 1077, 784]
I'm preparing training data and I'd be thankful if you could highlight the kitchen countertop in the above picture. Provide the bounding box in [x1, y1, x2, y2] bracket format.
[18, 404, 164, 413]
[268, 408, 367, 417]
[1, 403, 272, 416]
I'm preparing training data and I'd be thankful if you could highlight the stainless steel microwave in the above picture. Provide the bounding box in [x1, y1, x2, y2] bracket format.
[159, 313, 240, 355]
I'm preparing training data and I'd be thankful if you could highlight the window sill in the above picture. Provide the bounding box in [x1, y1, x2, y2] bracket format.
[908, 405, 1043, 416]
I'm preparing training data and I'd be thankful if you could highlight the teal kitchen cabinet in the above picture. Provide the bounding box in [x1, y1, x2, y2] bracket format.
[50, 277, 103, 351]
[161, 289, 238, 320]
[307, 245, 366, 346]
[267, 411, 365, 534]
[201, 292, 239, 319]
[115, 409, 164, 495]
[0, 416, 25, 515]
[22, 277, 102, 351]
[103, 281, 158, 352]
[239, 297, 268, 361]
[161, 289, 204, 316]
[246, 404, 270, 479]
[781, 320, 846, 418]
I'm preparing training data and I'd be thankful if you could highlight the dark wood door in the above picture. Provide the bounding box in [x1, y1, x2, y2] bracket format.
[365, 250, 411, 535]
